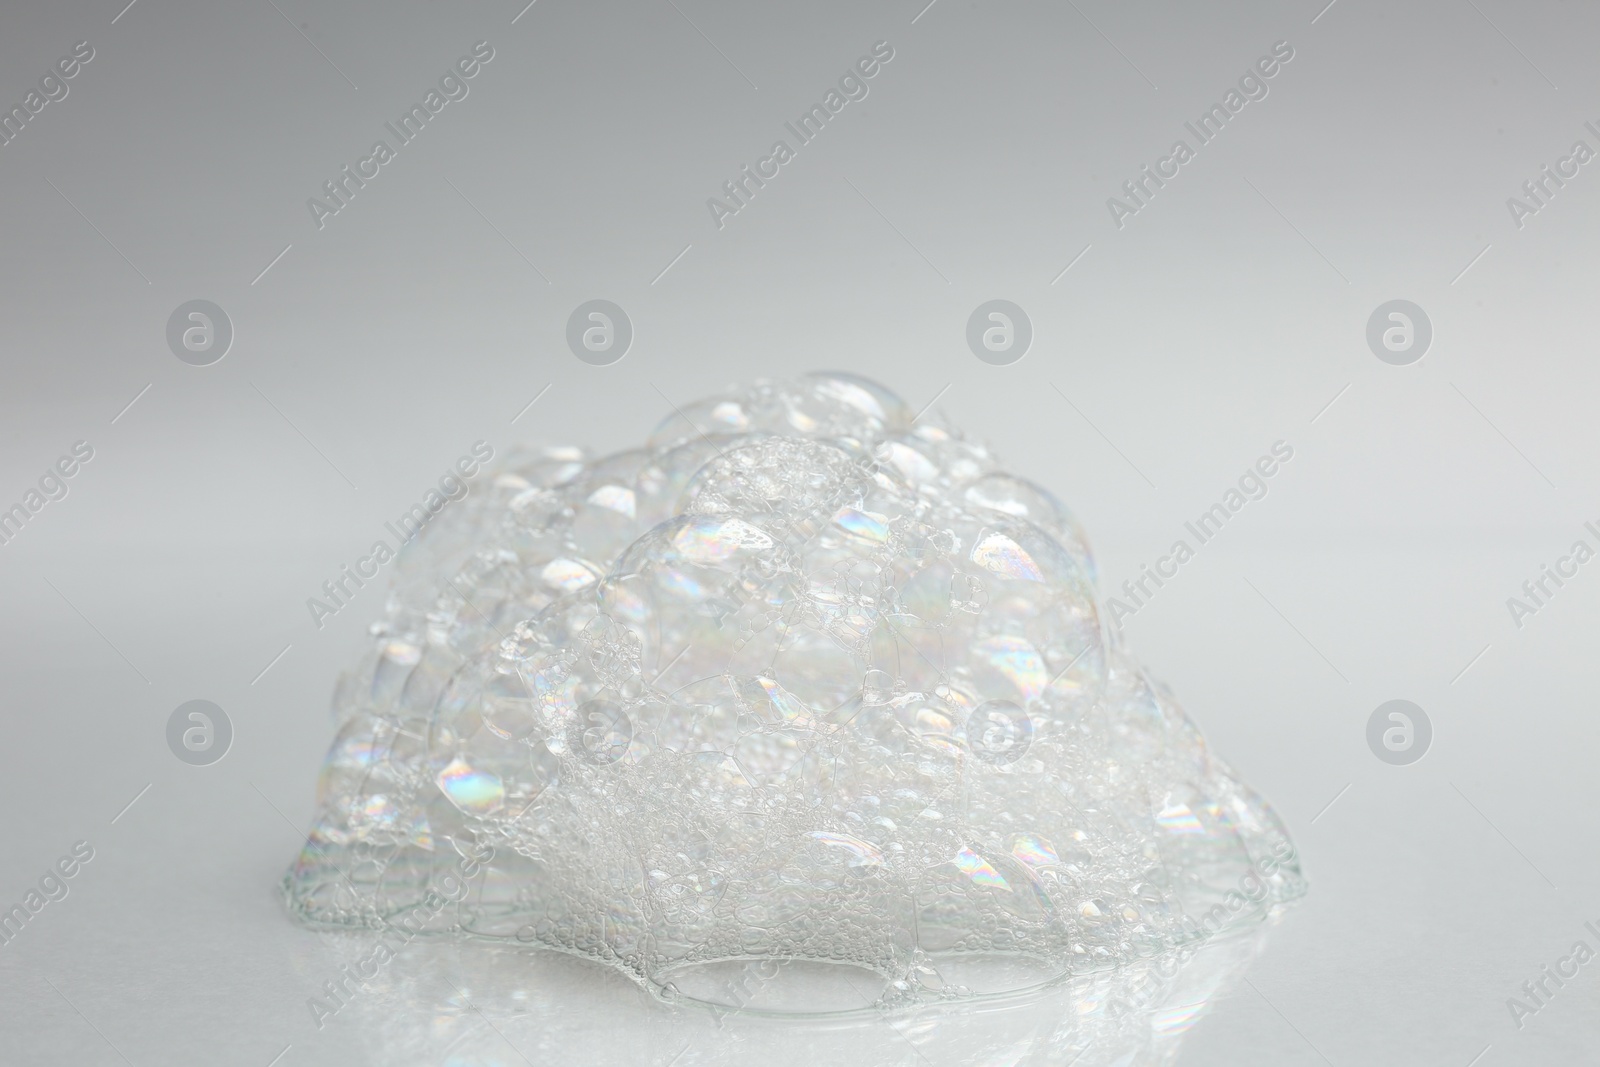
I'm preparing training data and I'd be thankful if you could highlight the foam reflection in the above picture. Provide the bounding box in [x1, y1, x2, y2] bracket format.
[300, 918, 1280, 1067]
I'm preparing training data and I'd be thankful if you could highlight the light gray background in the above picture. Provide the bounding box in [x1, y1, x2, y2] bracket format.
[3, 0, 1598, 1063]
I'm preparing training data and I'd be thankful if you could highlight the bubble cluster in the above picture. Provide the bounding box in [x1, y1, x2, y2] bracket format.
[282, 373, 1305, 1013]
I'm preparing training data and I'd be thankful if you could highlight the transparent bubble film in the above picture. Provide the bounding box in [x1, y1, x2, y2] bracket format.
[282, 373, 1306, 1014]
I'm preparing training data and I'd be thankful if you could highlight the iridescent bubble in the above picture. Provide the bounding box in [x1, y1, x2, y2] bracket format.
[435, 756, 505, 816]
[805, 831, 886, 873]
[970, 531, 1045, 583]
[969, 635, 1047, 702]
[667, 516, 774, 564]
[952, 846, 1009, 889]
[1009, 833, 1059, 868]
[831, 506, 890, 545]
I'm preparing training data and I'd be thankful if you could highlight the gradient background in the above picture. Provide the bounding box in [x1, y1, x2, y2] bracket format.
[3, 0, 1599, 1063]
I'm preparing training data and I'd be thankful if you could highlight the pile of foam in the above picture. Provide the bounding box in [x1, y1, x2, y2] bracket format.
[283, 373, 1303, 1012]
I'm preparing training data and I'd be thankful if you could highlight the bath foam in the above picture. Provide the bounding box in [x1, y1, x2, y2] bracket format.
[282, 373, 1305, 1013]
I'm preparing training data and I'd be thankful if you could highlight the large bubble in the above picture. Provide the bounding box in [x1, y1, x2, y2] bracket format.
[283, 373, 1305, 1014]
